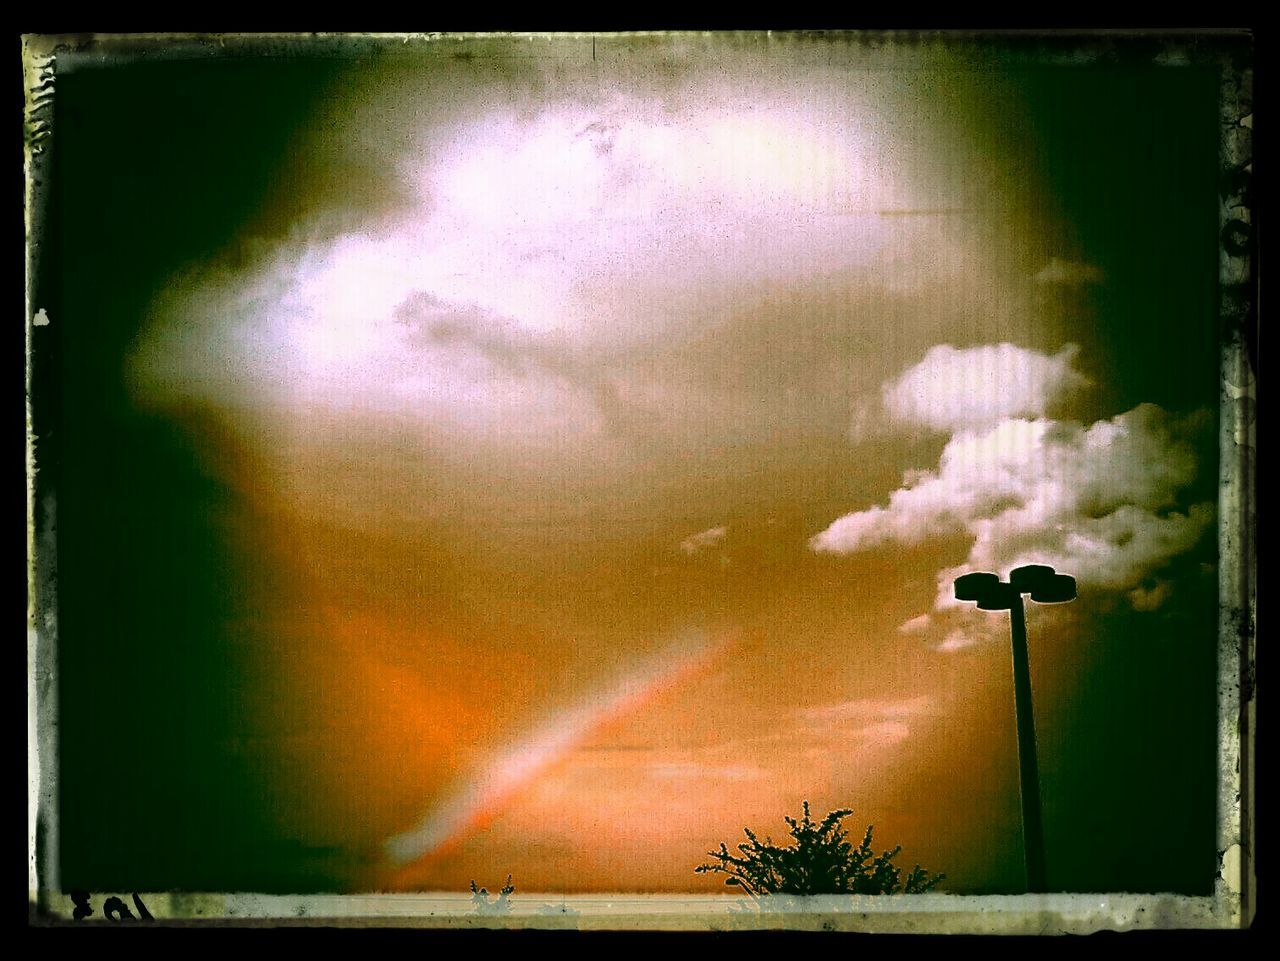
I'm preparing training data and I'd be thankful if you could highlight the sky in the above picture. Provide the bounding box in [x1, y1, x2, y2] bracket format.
[42, 34, 1225, 896]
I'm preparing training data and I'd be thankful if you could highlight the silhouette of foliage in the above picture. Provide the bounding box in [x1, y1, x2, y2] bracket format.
[696, 801, 945, 896]
[469, 875, 516, 915]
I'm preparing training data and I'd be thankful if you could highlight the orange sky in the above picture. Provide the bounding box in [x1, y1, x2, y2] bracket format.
[205, 406, 1077, 892]
[128, 39, 1218, 893]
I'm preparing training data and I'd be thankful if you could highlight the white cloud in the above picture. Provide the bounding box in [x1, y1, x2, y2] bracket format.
[1034, 257, 1105, 286]
[879, 342, 1092, 432]
[136, 82, 951, 443]
[815, 365, 1214, 614]
[680, 525, 729, 555]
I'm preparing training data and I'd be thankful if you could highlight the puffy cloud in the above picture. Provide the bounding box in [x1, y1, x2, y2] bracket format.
[394, 292, 640, 436]
[814, 376, 1214, 613]
[136, 81, 943, 435]
[679, 525, 730, 555]
[1034, 257, 1105, 286]
[879, 342, 1092, 433]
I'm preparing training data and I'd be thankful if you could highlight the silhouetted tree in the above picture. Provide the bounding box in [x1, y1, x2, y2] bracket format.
[696, 801, 945, 897]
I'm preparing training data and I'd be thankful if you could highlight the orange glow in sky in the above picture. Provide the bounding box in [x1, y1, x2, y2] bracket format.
[129, 41, 1219, 894]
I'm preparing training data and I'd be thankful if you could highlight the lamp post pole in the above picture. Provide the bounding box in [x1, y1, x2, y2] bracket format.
[954, 564, 1075, 895]
[1007, 592, 1046, 895]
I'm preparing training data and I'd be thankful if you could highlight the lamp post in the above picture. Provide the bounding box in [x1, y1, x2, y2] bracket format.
[954, 564, 1076, 894]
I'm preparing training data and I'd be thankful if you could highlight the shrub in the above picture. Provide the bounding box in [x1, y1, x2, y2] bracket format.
[696, 801, 945, 896]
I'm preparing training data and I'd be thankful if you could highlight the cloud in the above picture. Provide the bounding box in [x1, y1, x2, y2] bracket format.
[679, 525, 729, 555]
[1034, 257, 1105, 286]
[879, 342, 1092, 433]
[815, 359, 1214, 614]
[136, 81, 938, 429]
[394, 292, 640, 436]
[132, 58, 1024, 485]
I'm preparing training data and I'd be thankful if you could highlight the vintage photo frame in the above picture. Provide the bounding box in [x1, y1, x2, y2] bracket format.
[25, 30, 1255, 931]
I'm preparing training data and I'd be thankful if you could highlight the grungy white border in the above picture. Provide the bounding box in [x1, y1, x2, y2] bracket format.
[25, 31, 1255, 931]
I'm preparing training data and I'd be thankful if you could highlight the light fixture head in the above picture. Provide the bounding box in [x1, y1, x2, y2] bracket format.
[954, 571, 999, 603]
[975, 583, 1020, 611]
[1010, 564, 1056, 592]
[1030, 572, 1077, 604]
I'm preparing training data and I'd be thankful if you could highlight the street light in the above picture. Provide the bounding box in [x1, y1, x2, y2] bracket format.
[954, 563, 1076, 894]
